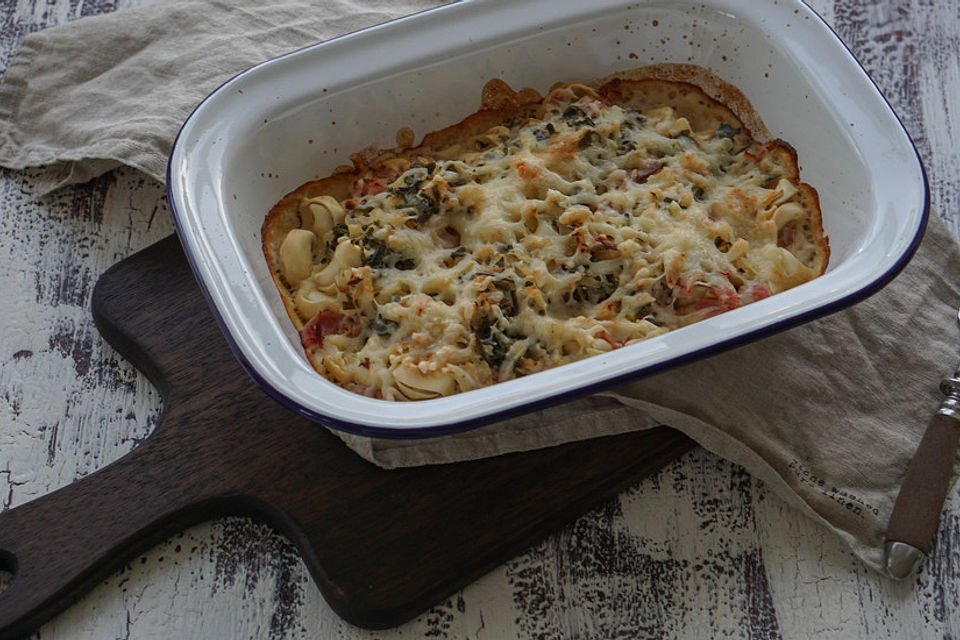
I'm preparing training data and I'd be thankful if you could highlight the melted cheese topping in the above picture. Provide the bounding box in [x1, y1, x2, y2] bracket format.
[266, 80, 828, 400]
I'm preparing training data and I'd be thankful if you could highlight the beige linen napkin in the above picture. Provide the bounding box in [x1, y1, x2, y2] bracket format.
[1, 0, 957, 575]
[340, 217, 960, 573]
[0, 0, 448, 194]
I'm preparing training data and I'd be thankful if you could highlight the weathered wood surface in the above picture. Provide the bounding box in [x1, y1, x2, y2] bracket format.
[0, 230, 693, 636]
[0, 0, 958, 638]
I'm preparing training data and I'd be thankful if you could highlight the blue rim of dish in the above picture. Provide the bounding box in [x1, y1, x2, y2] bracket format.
[166, 0, 930, 440]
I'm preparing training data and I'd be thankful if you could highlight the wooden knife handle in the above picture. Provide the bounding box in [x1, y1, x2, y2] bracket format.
[886, 412, 960, 554]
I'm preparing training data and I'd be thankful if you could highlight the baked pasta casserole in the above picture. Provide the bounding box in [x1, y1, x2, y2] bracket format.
[262, 66, 829, 401]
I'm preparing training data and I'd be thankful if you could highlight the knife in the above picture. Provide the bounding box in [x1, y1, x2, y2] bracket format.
[884, 303, 960, 579]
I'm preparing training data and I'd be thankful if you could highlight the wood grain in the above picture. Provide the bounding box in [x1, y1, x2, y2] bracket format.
[0, 0, 959, 638]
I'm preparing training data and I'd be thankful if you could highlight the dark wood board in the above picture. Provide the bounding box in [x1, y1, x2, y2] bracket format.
[0, 235, 693, 638]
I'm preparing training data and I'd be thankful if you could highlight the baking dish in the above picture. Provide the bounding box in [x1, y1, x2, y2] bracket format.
[167, 0, 927, 437]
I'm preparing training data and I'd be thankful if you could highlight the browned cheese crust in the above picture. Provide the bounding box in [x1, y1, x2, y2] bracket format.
[262, 64, 829, 400]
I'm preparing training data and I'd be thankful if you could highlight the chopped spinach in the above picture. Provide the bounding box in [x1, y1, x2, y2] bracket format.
[370, 316, 398, 336]
[578, 130, 601, 150]
[561, 104, 595, 128]
[716, 122, 740, 139]
[532, 123, 556, 141]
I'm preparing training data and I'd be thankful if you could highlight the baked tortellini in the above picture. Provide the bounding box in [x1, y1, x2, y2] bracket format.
[262, 67, 829, 400]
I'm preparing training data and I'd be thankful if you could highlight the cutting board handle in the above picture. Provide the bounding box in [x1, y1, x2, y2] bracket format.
[0, 235, 693, 636]
[0, 428, 246, 640]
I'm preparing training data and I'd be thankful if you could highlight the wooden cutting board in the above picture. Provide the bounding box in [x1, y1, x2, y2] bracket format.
[0, 236, 693, 638]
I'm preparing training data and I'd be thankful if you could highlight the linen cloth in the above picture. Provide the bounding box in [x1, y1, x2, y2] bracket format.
[1, 0, 958, 575]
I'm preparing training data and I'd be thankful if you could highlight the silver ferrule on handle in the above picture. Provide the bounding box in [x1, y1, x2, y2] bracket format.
[939, 369, 960, 420]
[885, 541, 926, 580]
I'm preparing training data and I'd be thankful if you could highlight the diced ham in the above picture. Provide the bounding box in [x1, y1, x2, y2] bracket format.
[598, 330, 622, 349]
[689, 284, 741, 318]
[629, 161, 662, 183]
[750, 283, 772, 301]
[437, 225, 461, 248]
[778, 224, 797, 248]
[300, 310, 362, 349]
[351, 165, 402, 198]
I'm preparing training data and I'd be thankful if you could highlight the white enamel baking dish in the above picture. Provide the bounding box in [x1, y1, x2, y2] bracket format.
[167, 0, 927, 437]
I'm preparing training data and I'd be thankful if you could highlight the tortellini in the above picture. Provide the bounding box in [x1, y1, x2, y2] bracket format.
[263, 71, 828, 401]
[299, 195, 345, 239]
[392, 363, 457, 400]
[279, 229, 315, 286]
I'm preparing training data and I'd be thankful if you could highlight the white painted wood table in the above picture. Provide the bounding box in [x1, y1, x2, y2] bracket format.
[1, 0, 959, 638]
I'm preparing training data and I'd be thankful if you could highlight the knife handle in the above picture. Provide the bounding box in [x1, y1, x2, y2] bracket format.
[885, 410, 960, 577]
